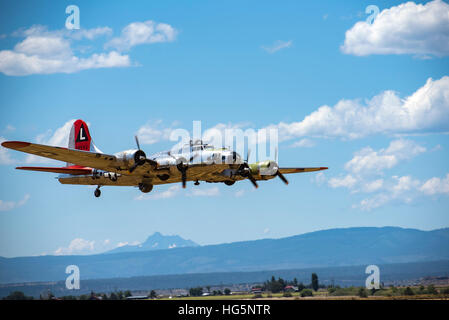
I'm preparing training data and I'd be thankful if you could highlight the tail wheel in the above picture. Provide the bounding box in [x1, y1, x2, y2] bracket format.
[94, 188, 101, 198]
[224, 181, 235, 186]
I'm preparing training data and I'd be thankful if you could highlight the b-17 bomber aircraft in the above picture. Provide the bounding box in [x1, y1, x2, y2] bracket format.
[1, 119, 328, 197]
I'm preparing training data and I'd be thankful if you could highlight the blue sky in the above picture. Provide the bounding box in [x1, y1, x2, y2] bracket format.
[0, 0, 448, 257]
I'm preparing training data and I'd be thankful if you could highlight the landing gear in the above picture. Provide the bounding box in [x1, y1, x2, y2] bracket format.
[94, 186, 101, 198]
[139, 183, 153, 193]
[224, 180, 235, 186]
[194, 180, 200, 186]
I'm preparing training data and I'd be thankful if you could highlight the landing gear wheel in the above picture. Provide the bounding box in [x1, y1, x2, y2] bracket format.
[94, 188, 101, 198]
[139, 183, 153, 193]
[194, 180, 200, 186]
[224, 181, 235, 186]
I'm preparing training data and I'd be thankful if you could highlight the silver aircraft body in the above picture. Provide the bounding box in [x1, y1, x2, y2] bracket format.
[1, 119, 328, 197]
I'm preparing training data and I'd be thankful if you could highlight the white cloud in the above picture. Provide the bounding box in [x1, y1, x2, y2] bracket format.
[344, 139, 426, 175]
[235, 189, 245, 197]
[137, 120, 177, 145]
[341, 0, 449, 57]
[5, 125, 15, 132]
[188, 187, 220, 197]
[135, 185, 181, 200]
[274, 76, 449, 140]
[324, 139, 447, 210]
[262, 40, 293, 54]
[0, 136, 15, 165]
[68, 27, 113, 40]
[328, 174, 357, 189]
[136, 185, 220, 200]
[54, 238, 96, 255]
[356, 175, 422, 210]
[328, 139, 426, 193]
[25, 119, 76, 164]
[420, 173, 449, 195]
[361, 179, 384, 193]
[0, 25, 130, 76]
[115, 240, 140, 248]
[106, 20, 177, 51]
[53, 237, 120, 255]
[0, 194, 30, 212]
[312, 171, 326, 186]
[290, 138, 315, 148]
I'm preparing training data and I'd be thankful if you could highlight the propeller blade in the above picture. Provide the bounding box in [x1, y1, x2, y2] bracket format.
[246, 148, 251, 163]
[189, 153, 199, 163]
[277, 171, 289, 185]
[135, 135, 141, 150]
[129, 163, 139, 173]
[181, 169, 187, 188]
[248, 174, 258, 188]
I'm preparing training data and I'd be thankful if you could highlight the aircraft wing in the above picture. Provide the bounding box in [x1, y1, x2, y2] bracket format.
[2, 141, 120, 172]
[279, 167, 328, 174]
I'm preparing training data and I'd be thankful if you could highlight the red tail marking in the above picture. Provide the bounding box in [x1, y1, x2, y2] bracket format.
[73, 120, 91, 151]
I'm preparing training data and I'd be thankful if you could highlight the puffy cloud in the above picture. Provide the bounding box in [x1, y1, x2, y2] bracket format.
[135, 185, 181, 200]
[361, 179, 384, 193]
[344, 139, 426, 174]
[106, 20, 177, 51]
[25, 119, 76, 164]
[290, 138, 315, 148]
[0, 136, 15, 165]
[0, 194, 30, 212]
[136, 120, 177, 145]
[188, 187, 220, 197]
[262, 40, 293, 54]
[356, 175, 424, 210]
[324, 139, 448, 210]
[328, 139, 426, 192]
[328, 174, 357, 189]
[0, 26, 130, 76]
[341, 0, 449, 57]
[420, 173, 449, 195]
[54, 238, 95, 255]
[275, 76, 449, 140]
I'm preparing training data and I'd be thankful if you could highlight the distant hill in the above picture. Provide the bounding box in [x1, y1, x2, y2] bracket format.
[105, 232, 198, 254]
[1, 227, 448, 284]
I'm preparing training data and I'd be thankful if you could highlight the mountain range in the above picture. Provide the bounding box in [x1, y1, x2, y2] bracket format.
[1, 226, 448, 284]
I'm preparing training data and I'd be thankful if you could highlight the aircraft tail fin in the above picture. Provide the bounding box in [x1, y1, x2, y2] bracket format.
[67, 119, 102, 166]
[69, 119, 93, 151]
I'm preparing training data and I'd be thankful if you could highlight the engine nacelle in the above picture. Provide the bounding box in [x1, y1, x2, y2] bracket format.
[249, 160, 278, 176]
[155, 156, 187, 168]
[114, 149, 146, 168]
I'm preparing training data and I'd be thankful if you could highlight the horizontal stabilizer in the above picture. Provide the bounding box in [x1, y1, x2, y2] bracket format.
[16, 166, 92, 175]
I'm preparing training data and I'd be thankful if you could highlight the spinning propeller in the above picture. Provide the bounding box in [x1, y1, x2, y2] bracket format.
[128, 136, 157, 173]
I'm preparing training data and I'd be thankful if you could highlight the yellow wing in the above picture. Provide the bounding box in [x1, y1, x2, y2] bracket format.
[278, 167, 328, 174]
[2, 141, 121, 172]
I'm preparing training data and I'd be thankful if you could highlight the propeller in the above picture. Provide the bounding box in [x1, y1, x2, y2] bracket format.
[176, 153, 199, 189]
[274, 147, 288, 185]
[237, 148, 258, 188]
[129, 136, 157, 173]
